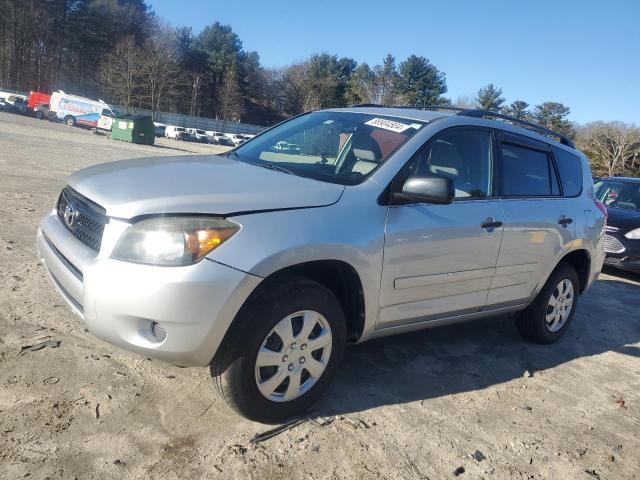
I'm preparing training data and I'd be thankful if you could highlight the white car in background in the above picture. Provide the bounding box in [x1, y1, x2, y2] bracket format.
[273, 140, 302, 153]
[186, 128, 209, 143]
[154, 122, 167, 137]
[206, 131, 235, 146]
[164, 125, 188, 140]
[225, 133, 248, 146]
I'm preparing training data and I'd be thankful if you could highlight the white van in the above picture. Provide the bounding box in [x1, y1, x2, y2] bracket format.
[49, 91, 114, 128]
[165, 125, 188, 140]
[224, 133, 248, 146]
[206, 131, 234, 146]
[186, 128, 208, 143]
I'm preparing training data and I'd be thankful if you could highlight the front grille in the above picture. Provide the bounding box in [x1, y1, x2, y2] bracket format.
[56, 187, 107, 252]
[603, 234, 625, 254]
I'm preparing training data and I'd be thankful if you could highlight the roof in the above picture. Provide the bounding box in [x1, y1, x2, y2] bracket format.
[327, 105, 575, 150]
[327, 106, 447, 123]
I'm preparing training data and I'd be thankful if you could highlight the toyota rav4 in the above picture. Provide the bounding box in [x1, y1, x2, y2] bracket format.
[37, 106, 606, 423]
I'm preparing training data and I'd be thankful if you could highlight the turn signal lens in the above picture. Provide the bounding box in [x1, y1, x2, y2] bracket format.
[185, 227, 239, 262]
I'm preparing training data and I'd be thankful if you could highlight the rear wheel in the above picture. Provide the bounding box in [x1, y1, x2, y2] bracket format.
[211, 278, 346, 423]
[516, 263, 579, 344]
[64, 115, 75, 126]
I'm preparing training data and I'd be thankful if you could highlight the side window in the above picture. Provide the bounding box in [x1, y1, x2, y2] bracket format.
[501, 142, 558, 196]
[552, 146, 583, 197]
[406, 128, 493, 199]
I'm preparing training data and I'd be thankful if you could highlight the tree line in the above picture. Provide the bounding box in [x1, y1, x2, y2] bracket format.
[0, 0, 638, 176]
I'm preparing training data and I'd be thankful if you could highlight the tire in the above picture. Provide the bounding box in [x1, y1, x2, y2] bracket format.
[516, 263, 580, 344]
[35, 111, 44, 120]
[210, 277, 346, 423]
[64, 115, 75, 126]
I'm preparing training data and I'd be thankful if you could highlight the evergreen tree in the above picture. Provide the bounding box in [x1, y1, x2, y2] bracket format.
[534, 102, 574, 137]
[394, 55, 447, 106]
[502, 100, 530, 119]
[476, 83, 505, 111]
[376, 54, 398, 105]
[346, 63, 374, 105]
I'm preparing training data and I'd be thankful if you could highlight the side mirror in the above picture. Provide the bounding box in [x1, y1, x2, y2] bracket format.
[395, 176, 454, 205]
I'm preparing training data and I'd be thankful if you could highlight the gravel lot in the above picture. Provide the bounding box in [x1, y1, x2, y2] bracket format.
[1, 112, 639, 480]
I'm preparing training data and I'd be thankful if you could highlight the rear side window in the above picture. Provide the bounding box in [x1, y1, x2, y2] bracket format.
[501, 143, 558, 196]
[552, 146, 583, 196]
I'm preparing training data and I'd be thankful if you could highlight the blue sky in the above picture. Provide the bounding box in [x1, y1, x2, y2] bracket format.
[148, 0, 640, 125]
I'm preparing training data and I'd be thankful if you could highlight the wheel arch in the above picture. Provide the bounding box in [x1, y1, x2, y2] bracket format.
[250, 260, 366, 343]
[557, 249, 591, 293]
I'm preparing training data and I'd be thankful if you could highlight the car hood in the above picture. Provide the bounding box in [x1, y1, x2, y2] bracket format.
[606, 206, 640, 233]
[67, 155, 345, 219]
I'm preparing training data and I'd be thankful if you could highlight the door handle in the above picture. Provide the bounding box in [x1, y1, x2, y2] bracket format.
[558, 217, 573, 227]
[481, 218, 503, 230]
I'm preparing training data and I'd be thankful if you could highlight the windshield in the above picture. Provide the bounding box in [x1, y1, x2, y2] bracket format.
[196, 129, 205, 135]
[594, 180, 640, 211]
[231, 111, 424, 185]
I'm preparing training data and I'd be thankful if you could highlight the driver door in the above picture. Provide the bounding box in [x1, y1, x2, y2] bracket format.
[97, 109, 113, 131]
[378, 127, 504, 328]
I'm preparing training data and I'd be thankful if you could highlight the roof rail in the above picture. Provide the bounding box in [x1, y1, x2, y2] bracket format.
[456, 109, 575, 148]
[349, 103, 575, 148]
[398, 105, 575, 148]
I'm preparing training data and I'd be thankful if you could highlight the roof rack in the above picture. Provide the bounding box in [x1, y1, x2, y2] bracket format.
[349, 104, 575, 148]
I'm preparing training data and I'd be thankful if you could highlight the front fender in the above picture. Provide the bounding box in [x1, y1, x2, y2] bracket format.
[208, 185, 387, 340]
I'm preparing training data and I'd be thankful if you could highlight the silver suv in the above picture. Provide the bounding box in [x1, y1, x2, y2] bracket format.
[37, 106, 606, 422]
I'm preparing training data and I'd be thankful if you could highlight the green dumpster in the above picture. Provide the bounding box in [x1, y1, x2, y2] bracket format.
[111, 114, 155, 145]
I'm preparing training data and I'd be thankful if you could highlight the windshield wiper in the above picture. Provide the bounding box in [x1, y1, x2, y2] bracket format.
[259, 162, 296, 175]
[227, 151, 296, 176]
[239, 159, 295, 175]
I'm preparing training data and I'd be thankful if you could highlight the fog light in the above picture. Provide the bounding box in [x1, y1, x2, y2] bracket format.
[150, 322, 166, 343]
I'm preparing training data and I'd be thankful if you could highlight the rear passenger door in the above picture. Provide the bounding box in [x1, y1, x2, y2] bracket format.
[488, 132, 575, 306]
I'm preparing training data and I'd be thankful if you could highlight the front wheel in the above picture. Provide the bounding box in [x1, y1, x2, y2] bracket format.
[516, 263, 579, 344]
[211, 278, 346, 423]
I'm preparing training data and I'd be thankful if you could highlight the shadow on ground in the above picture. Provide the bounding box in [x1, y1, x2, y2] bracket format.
[316, 274, 640, 416]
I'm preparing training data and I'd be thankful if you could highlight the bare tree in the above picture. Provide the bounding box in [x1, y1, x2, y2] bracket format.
[576, 122, 640, 177]
[141, 28, 180, 118]
[217, 60, 245, 122]
[452, 95, 477, 109]
[254, 68, 283, 112]
[98, 36, 143, 112]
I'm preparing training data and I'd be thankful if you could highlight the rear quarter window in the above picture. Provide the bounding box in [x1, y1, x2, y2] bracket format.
[552, 146, 583, 197]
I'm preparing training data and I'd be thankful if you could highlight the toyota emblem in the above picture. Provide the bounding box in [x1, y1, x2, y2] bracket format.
[63, 203, 78, 228]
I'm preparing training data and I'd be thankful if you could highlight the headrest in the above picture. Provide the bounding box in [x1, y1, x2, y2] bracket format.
[353, 148, 376, 162]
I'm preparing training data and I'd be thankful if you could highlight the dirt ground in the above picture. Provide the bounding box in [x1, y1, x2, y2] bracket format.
[1, 112, 639, 480]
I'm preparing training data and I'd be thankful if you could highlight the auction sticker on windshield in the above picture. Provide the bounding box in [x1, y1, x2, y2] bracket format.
[364, 117, 415, 133]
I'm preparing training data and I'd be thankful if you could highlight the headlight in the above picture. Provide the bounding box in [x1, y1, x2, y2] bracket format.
[625, 228, 640, 240]
[111, 217, 239, 266]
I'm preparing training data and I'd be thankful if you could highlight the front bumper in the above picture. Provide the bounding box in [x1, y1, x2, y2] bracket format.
[604, 254, 640, 272]
[603, 234, 640, 272]
[37, 211, 261, 366]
